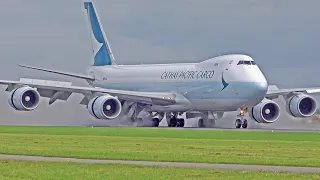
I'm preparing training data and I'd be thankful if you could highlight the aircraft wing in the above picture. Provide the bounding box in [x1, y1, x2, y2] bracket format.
[266, 85, 320, 98]
[18, 64, 95, 81]
[0, 78, 177, 106]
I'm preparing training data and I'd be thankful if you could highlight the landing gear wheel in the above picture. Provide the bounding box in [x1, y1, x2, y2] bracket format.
[242, 119, 248, 129]
[152, 118, 160, 127]
[176, 118, 185, 127]
[235, 119, 242, 128]
[198, 119, 205, 128]
[169, 117, 177, 127]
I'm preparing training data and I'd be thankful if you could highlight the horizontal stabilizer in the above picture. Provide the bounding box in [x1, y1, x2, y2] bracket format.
[18, 64, 95, 81]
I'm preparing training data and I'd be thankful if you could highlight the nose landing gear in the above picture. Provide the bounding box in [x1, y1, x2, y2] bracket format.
[235, 107, 248, 129]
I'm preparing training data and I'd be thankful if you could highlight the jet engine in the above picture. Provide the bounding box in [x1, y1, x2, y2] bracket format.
[249, 98, 280, 123]
[286, 93, 317, 117]
[8, 86, 40, 111]
[88, 94, 122, 119]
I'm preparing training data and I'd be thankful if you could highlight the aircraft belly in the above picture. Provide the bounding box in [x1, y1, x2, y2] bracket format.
[149, 99, 244, 112]
[189, 99, 243, 111]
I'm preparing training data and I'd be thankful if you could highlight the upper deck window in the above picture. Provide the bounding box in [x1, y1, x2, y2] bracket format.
[237, 60, 256, 65]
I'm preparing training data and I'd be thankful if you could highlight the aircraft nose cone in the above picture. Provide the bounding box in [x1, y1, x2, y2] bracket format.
[256, 82, 268, 94]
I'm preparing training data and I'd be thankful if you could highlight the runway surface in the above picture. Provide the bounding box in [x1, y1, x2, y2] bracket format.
[84, 125, 320, 133]
[159, 127, 320, 132]
[0, 154, 319, 173]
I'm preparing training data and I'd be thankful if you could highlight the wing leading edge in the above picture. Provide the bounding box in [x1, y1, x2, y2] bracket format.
[266, 85, 320, 99]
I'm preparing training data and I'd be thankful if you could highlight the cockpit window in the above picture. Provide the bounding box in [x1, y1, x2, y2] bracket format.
[243, 61, 251, 65]
[237, 60, 256, 65]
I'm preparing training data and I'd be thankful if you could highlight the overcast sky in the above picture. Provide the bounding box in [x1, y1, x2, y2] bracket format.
[0, 0, 319, 127]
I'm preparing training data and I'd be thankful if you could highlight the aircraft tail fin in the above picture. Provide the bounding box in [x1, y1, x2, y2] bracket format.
[84, 2, 116, 66]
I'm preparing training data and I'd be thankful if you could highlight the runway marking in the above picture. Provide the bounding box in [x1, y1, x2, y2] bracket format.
[0, 154, 319, 173]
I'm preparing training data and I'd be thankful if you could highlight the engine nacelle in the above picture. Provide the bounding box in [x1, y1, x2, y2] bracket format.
[8, 86, 40, 111]
[286, 93, 317, 117]
[88, 95, 122, 120]
[249, 98, 280, 123]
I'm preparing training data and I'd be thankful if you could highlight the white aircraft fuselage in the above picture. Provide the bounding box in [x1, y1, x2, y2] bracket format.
[87, 54, 268, 113]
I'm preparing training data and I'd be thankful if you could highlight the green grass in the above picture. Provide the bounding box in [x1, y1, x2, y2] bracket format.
[0, 126, 320, 167]
[0, 160, 319, 180]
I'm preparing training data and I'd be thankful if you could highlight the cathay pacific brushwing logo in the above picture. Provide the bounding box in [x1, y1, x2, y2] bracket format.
[221, 72, 229, 91]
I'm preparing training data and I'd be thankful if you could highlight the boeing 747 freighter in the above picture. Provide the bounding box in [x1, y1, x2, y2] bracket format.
[1, 2, 319, 128]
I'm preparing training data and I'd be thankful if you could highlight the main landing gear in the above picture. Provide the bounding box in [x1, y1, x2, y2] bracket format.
[167, 113, 185, 127]
[152, 118, 160, 127]
[235, 107, 248, 129]
[151, 112, 164, 127]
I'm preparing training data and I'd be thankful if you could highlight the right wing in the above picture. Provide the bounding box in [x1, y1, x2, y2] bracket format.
[266, 85, 320, 99]
[0, 78, 179, 106]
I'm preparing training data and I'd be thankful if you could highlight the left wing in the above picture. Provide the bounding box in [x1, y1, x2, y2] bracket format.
[0, 78, 179, 106]
[266, 85, 320, 99]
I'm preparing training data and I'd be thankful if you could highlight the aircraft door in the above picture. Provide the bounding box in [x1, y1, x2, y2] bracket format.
[223, 60, 239, 97]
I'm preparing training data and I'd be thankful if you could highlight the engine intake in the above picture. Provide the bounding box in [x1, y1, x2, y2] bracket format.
[287, 93, 317, 117]
[88, 95, 122, 119]
[8, 87, 40, 111]
[249, 98, 280, 123]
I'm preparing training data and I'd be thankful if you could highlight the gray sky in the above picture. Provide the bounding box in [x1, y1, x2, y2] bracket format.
[0, 0, 319, 127]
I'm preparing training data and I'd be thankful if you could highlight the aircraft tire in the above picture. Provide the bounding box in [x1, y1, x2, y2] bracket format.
[169, 117, 177, 127]
[176, 118, 185, 127]
[242, 119, 248, 128]
[152, 118, 160, 127]
[235, 119, 242, 128]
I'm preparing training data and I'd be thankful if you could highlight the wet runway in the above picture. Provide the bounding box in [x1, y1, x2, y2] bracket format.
[0, 154, 319, 173]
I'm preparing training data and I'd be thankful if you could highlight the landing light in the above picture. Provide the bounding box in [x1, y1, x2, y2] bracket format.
[240, 110, 244, 116]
